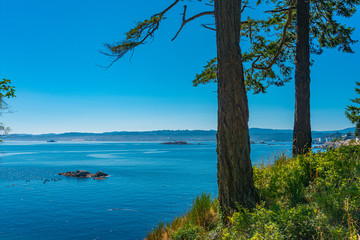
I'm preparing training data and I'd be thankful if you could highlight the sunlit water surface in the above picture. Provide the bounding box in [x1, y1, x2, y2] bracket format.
[0, 141, 291, 240]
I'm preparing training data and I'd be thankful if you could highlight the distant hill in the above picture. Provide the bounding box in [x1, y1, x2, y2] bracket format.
[2, 127, 355, 142]
[3, 130, 217, 142]
[249, 127, 356, 142]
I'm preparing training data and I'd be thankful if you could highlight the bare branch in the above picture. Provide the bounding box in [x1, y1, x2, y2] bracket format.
[249, 22, 252, 43]
[201, 24, 216, 31]
[172, 7, 214, 41]
[241, 4, 247, 13]
[264, 7, 295, 13]
[162, 0, 181, 15]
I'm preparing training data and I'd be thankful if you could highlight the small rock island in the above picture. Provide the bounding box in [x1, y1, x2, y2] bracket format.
[161, 141, 192, 145]
[59, 170, 108, 180]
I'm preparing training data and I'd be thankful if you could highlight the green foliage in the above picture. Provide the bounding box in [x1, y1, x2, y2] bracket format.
[0, 79, 16, 141]
[346, 82, 360, 136]
[193, 58, 217, 87]
[103, 0, 296, 93]
[0, 79, 16, 108]
[147, 146, 360, 239]
[145, 193, 218, 240]
[186, 193, 216, 229]
[146, 221, 166, 240]
[103, 14, 165, 64]
[195, 0, 360, 93]
[311, 0, 360, 53]
[172, 224, 203, 240]
[251, 146, 360, 239]
[194, 1, 296, 94]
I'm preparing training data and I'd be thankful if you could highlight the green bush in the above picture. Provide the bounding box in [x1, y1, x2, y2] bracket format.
[172, 224, 203, 240]
[186, 193, 215, 228]
[146, 221, 166, 240]
[146, 146, 360, 240]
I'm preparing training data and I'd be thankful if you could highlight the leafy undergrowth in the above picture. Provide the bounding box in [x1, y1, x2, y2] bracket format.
[146, 146, 360, 240]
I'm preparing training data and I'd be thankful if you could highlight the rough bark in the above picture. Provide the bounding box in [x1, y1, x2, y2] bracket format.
[214, 0, 258, 216]
[293, 0, 312, 156]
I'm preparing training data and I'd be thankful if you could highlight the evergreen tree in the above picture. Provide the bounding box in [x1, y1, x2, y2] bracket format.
[0, 78, 16, 141]
[293, 0, 359, 155]
[345, 82, 360, 136]
[293, 0, 311, 156]
[102, 0, 259, 215]
[194, 0, 360, 155]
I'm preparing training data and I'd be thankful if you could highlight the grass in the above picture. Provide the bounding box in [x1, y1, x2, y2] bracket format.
[145, 146, 360, 239]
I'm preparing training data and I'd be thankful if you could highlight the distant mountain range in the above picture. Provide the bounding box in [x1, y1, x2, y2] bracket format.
[2, 127, 355, 142]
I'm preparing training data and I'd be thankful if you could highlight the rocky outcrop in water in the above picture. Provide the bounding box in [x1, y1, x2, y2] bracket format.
[161, 141, 192, 145]
[59, 170, 108, 179]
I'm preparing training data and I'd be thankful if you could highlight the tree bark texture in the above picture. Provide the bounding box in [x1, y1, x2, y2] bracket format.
[214, 0, 258, 216]
[293, 0, 312, 156]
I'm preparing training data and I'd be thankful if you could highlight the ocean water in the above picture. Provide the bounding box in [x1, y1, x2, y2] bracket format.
[0, 141, 291, 240]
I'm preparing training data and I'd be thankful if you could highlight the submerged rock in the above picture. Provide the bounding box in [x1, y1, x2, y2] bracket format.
[94, 177, 105, 180]
[59, 170, 109, 179]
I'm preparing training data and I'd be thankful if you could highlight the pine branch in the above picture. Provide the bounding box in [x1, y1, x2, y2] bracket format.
[103, 0, 182, 67]
[251, 1, 295, 71]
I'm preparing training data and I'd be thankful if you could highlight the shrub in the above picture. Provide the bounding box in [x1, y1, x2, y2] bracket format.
[146, 146, 360, 239]
[186, 193, 218, 230]
[172, 224, 203, 240]
[146, 221, 166, 240]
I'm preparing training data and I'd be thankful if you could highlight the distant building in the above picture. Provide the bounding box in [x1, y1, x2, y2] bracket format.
[344, 132, 355, 140]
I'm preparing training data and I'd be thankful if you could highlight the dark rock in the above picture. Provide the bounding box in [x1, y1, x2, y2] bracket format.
[93, 171, 108, 177]
[58, 170, 108, 179]
[47, 139, 56, 142]
[59, 171, 76, 177]
[76, 170, 91, 177]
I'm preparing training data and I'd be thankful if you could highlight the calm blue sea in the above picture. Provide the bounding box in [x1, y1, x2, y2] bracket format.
[0, 141, 291, 240]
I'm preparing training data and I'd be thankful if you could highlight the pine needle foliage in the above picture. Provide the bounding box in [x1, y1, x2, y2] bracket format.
[0, 78, 16, 141]
[346, 82, 360, 136]
[194, 0, 360, 93]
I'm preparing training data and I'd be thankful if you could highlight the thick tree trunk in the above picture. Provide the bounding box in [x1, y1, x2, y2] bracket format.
[293, 0, 312, 156]
[214, 0, 258, 216]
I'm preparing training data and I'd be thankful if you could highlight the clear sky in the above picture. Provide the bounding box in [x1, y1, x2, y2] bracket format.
[1, 0, 359, 134]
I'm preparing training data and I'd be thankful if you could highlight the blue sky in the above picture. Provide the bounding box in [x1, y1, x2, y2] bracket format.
[1, 0, 359, 134]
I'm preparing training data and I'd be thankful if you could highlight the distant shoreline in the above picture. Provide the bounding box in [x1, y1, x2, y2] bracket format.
[2, 127, 354, 143]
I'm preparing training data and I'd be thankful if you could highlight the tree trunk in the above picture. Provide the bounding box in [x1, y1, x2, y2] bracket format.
[214, 0, 258, 216]
[293, 0, 311, 156]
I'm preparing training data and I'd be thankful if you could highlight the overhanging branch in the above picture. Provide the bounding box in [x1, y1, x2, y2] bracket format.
[103, 0, 182, 68]
[252, 2, 295, 70]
